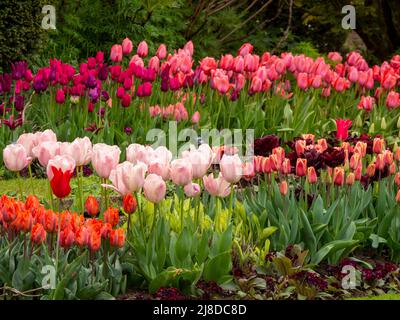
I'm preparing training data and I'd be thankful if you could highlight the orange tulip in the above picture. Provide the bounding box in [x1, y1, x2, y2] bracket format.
[30, 223, 46, 245]
[110, 228, 125, 248]
[88, 230, 101, 252]
[333, 167, 344, 186]
[375, 154, 385, 170]
[279, 181, 288, 196]
[366, 163, 376, 177]
[373, 138, 385, 154]
[85, 196, 99, 217]
[307, 166, 317, 184]
[346, 173, 355, 185]
[104, 207, 119, 227]
[295, 158, 307, 177]
[395, 172, 400, 187]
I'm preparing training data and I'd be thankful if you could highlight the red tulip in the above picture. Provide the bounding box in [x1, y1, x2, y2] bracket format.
[55, 89, 65, 104]
[121, 93, 131, 107]
[123, 194, 137, 215]
[335, 119, 352, 140]
[49, 166, 73, 199]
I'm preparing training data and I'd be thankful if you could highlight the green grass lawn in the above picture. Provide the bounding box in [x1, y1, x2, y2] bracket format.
[0, 176, 120, 210]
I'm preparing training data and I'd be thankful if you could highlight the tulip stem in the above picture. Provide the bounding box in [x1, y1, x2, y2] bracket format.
[48, 180, 54, 210]
[28, 163, 34, 195]
[229, 184, 234, 223]
[180, 187, 184, 231]
[78, 166, 84, 214]
[16, 171, 23, 200]
[54, 198, 62, 299]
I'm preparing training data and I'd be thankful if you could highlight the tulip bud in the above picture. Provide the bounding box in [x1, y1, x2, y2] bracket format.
[279, 180, 288, 196]
[346, 172, 355, 185]
[381, 117, 387, 130]
[355, 114, 363, 128]
[397, 116, 400, 129]
[307, 166, 317, 184]
[396, 189, 400, 203]
[123, 194, 137, 214]
[366, 163, 376, 177]
[369, 123, 375, 134]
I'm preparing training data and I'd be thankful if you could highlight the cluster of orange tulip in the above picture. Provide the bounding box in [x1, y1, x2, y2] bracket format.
[0, 194, 125, 254]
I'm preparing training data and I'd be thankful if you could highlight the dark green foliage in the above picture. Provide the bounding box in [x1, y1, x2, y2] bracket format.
[0, 0, 48, 70]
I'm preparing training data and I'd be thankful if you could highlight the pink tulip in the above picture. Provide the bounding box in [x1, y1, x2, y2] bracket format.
[122, 37, 133, 55]
[104, 161, 147, 195]
[110, 44, 123, 62]
[62, 137, 92, 166]
[249, 76, 262, 93]
[238, 43, 253, 56]
[91, 143, 121, 178]
[297, 72, 308, 90]
[357, 95, 375, 112]
[3, 144, 32, 172]
[203, 173, 231, 198]
[17, 133, 37, 157]
[137, 41, 148, 58]
[386, 91, 400, 109]
[35, 129, 57, 145]
[46, 155, 76, 180]
[184, 182, 201, 197]
[183, 41, 194, 56]
[200, 57, 217, 75]
[126, 144, 155, 165]
[220, 54, 234, 70]
[148, 159, 170, 180]
[156, 44, 167, 60]
[219, 154, 242, 183]
[148, 56, 160, 72]
[327, 52, 342, 63]
[191, 111, 200, 124]
[183, 149, 211, 179]
[32, 141, 60, 167]
[170, 159, 193, 186]
[144, 174, 166, 203]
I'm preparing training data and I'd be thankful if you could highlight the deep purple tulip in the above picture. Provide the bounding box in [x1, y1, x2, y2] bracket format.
[98, 64, 109, 81]
[14, 95, 25, 111]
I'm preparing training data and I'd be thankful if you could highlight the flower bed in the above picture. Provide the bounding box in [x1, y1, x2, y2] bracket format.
[1, 39, 400, 300]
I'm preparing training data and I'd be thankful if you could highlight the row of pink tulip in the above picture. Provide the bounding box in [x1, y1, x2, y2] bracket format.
[3, 130, 254, 204]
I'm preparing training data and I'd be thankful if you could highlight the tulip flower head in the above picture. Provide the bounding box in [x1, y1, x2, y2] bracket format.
[335, 119, 352, 140]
